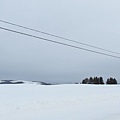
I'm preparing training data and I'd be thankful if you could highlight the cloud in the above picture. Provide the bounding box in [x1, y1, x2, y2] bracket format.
[0, 0, 120, 83]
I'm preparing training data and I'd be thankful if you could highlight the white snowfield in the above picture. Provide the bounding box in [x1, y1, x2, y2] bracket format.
[0, 83, 120, 120]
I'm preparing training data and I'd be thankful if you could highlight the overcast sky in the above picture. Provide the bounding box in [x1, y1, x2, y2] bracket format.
[0, 0, 120, 83]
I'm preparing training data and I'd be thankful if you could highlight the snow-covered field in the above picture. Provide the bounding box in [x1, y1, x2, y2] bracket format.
[0, 83, 120, 120]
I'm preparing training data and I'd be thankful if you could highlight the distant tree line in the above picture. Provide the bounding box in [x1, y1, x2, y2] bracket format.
[106, 77, 117, 84]
[81, 77, 117, 85]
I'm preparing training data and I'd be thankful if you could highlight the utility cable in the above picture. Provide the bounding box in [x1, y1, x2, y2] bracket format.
[0, 26, 120, 59]
[0, 19, 120, 55]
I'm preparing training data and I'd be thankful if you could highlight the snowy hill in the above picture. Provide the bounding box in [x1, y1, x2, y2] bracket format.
[0, 80, 52, 85]
[0, 83, 120, 120]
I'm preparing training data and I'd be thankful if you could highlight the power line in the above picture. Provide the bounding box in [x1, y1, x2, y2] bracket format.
[0, 26, 120, 59]
[0, 19, 120, 55]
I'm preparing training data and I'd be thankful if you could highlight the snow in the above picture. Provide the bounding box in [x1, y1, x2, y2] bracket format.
[0, 84, 120, 120]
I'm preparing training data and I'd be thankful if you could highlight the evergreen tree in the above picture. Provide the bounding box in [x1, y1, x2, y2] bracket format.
[106, 77, 117, 84]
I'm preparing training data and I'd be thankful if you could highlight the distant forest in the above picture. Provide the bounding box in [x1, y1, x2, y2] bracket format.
[81, 77, 117, 85]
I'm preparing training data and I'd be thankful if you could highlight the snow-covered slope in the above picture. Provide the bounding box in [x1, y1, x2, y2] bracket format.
[0, 84, 120, 120]
[0, 80, 52, 85]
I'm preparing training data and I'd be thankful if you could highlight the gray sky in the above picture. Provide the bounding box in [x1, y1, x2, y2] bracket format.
[0, 0, 120, 83]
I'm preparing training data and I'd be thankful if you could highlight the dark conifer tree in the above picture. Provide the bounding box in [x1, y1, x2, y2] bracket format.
[106, 77, 117, 84]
